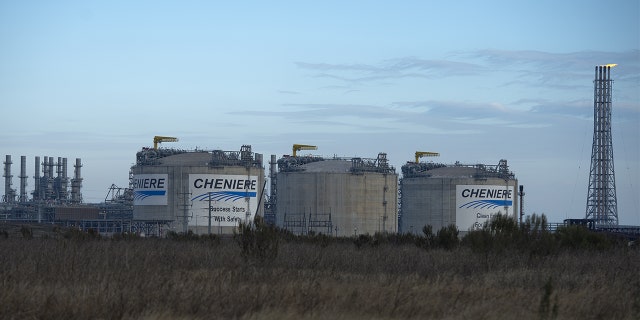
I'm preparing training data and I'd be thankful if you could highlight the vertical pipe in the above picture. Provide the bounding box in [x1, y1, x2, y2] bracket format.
[56, 157, 62, 200]
[34, 156, 40, 200]
[71, 158, 83, 203]
[62, 158, 68, 201]
[47, 157, 54, 200]
[519, 185, 524, 225]
[19, 156, 27, 202]
[270, 154, 276, 198]
[269, 154, 277, 225]
[48, 157, 54, 179]
[42, 157, 48, 180]
[3, 155, 14, 202]
[57, 157, 62, 179]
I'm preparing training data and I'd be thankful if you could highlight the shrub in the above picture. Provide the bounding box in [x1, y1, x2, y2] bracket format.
[20, 226, 33, 240]
[302, 230, 333, 247]
[353, 234, 372, 249]
[234, 215, 279, 263]
[415, 225, 435, 249]
[385, 232, 417, 246]
[488, 214, 520, 244]
[555, 225, 612, 250]
[167, 230, 201, 241]
[436, 224, 459, 250]
[63, 228, 101, 240]
[111, 232, 141, 241]
[461, 228, 493, 253]
[461, 213, 558, 255]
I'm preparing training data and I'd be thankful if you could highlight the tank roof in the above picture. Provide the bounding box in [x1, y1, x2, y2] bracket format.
[421, 166, 478, 178]
[402, 159, 515, 180]
[135, 145, 262, 168]
[155, 152, 211, 166]
[278, 153, 396, 174]
[295, 159, 352, 173]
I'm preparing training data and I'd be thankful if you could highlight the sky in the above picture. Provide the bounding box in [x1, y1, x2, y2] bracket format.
[1, 1, 639, 225]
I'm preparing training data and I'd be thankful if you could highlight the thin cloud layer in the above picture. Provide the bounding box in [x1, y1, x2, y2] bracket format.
[288, 49, 638, 137]
[295, 57, 483, 83]
[296, 50, 640, 91]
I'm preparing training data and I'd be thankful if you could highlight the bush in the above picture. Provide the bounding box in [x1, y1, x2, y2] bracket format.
[415, 225, 435, 249]
[20, 226, 33, 240]
[555, 225, 612, 250]
[487, 213, 520, 247]
[63, 228, 101, 241]
[384, 232, 418, 246]
[306, 231, 332, 247]
[353, 234, 372, 249]
[166, 230, 213, 242]
[111, 232, 141, 241]
[436, 224, 459, 250]
[461, 213, 558, 255]
[461, 228, 493, 253]
[234, 215, 279, 263]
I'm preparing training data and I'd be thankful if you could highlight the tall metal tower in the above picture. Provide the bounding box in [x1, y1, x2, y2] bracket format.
[585, 64, 618, 226]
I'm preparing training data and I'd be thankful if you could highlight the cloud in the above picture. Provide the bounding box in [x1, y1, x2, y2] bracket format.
[467, 49, 640, 89]
[228, 102, 483, 135]
[277, 90, 300, 95]
[392, 99, 556, 129]
[470, 50, 639, 71]
[295, 57, 484, 83]
[297, 50, 639, 93]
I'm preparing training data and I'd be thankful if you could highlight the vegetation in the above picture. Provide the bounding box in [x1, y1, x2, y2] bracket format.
[0, 216, 638, 319]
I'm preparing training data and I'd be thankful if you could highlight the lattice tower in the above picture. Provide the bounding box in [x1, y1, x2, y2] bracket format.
[585, 65, 618, 226]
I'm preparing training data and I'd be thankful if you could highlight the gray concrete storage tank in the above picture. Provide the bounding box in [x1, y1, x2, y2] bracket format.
[275, 153, 397, 236]
[400, 159, 518, 234]
[132, 145, 265, 235]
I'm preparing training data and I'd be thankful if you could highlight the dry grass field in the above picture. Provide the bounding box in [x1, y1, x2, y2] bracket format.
[0, 222, 638, 320]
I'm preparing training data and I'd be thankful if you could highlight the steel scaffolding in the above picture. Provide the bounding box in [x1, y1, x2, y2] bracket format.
[585, 65, 618, 226]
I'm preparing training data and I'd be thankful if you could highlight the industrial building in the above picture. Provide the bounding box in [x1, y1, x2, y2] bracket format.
[132, 144, 265, 235]
[273, 151, 397, 237]
[1, 145, 518, 238]
[0, 155, 135, 233]
[400, 159, 518, 234]
[2, 155, 83, 205]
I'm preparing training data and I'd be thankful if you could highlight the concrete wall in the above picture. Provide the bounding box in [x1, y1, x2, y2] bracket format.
[276, 165, 398, 236]
[132, 152, 264, 235]
[400, 175, 518, 234]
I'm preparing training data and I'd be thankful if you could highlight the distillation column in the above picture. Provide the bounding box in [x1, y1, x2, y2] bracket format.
[33, 156, 41, 201]
[61, 158, 69, 201]
[55, 157, 62, 200]
[41, 157, 48, 200]
[19, 156, 27, 202]
[53, 157, 69, 201]
[70, 158, 83, 203]
[45, 157, 54, 200]
[3, 155, 16, 203]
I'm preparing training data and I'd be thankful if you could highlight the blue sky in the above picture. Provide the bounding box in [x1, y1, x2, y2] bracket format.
[1, 1, 639, 224]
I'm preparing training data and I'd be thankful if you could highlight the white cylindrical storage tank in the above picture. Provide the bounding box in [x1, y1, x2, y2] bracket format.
[132, 146, 265, 235]
[276, 153, 398, 237]
[400, 160, 518, 234]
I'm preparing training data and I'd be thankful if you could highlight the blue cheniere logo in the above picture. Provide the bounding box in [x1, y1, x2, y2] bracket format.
[459, 199, 513, 209]
[192, 191, 257, 202]
[133, 190, 167, 201]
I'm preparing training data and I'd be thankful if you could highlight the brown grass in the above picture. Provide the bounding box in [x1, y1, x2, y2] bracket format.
[0, 232, 639, 319]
